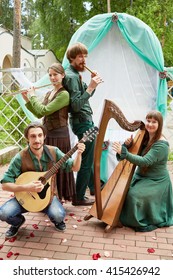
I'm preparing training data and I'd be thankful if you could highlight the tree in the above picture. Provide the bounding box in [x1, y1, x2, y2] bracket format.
[0, 0, 13, 30]
[12, 0, 21, 68]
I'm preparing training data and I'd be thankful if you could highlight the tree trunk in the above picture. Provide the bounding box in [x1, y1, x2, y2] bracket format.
[12, 0, 21, 68]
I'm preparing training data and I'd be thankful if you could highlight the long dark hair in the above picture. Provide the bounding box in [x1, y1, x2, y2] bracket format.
[143, 110, 163, 155]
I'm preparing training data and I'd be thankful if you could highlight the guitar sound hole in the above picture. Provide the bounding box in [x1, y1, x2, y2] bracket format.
[38, 182, 50, 199]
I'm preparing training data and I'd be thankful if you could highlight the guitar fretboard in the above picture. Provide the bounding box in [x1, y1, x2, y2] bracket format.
[41, 126, 98, 181]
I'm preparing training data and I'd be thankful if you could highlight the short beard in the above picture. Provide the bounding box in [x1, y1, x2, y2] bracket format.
[32, 143, 43, 151]
[74, 64, 85, 72]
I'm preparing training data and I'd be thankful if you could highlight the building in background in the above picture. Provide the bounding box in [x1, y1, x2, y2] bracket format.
[0, 26, 59, 82]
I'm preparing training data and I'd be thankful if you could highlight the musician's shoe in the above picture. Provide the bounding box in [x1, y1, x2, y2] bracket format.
[5, 216, 25, 239]
[55, 221, 66, 232]
[72, 197, 95, 206]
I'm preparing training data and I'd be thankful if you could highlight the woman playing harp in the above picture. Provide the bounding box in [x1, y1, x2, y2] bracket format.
[112, 110, 173, 232]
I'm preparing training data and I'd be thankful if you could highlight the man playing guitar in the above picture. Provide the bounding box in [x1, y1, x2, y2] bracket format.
[0, 122, 85, 239]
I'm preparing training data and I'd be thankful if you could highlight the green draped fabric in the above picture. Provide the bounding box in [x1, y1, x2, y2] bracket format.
[15, 12, 168, 121]
[62, 12, 167, 118]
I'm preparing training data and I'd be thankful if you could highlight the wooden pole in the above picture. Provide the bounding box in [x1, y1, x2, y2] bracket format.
[107, 0, 111, 13]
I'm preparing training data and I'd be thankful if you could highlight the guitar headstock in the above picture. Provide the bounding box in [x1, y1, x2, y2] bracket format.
[81, 126, 99, 143]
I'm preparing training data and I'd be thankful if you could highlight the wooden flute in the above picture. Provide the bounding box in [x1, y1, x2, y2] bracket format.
[84, 65, 95, 75]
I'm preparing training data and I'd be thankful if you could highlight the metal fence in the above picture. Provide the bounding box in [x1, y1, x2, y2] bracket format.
[0, 68, 46, 150]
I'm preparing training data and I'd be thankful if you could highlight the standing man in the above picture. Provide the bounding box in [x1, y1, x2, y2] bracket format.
[63, 42, 103, 206]
[0, 122, 85, 239]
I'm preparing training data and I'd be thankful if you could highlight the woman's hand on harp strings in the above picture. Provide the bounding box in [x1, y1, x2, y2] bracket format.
[112, 135, 133, 155]
[112, 141, 122, 155]
[124, 135, 133, 148]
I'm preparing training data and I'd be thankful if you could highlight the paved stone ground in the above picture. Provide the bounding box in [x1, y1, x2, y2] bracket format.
[0, 114, 173, 260]
[0, 162, 173, 260]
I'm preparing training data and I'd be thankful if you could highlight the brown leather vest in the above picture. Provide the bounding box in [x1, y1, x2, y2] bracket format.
[42, 88, 69, 131]
[20, 145, 56, 172]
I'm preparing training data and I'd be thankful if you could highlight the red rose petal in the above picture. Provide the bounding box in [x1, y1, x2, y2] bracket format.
[32, 224, 39, 229]
[92, 253, 101, 260]
[14, 252, 20, 256]
[147, 248, 155, 253]
[0, 258, 3, 260]
[77, 219, 82, 222]
[7, 251, 13, 258]
[30, 232, 35, 237]
[92, 254, 98, 260]
[8, 237, 17, 242]
[69, 213, 75, 216]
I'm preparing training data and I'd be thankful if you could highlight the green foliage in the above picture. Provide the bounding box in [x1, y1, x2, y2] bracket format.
[0, 0, 13, 30]
[168, 151, 173, 161]
[1, 0, 173, 64]
[0, 97, 29, 148]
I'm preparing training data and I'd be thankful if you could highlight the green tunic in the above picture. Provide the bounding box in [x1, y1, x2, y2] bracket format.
[118, 140, 173, 232]
[25, 90, 69, 118]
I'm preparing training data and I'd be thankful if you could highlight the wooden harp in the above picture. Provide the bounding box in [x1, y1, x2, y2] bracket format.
[84, 99, 146, 232]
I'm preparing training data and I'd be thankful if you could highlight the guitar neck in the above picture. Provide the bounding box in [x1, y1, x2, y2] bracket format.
[44, 140, 83, 181]
[42, 126, 98, 181]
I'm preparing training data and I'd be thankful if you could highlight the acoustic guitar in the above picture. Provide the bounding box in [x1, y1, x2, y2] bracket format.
[15, 126, 99, 212]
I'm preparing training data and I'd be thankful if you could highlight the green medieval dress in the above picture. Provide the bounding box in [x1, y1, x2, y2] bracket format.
[118, 140, 173, 232]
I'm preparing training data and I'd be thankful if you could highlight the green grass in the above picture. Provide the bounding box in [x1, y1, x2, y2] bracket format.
[168, 151, 173, 161]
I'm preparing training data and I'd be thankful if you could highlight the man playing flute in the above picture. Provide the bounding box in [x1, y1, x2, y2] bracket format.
[63, 42, 103, 206]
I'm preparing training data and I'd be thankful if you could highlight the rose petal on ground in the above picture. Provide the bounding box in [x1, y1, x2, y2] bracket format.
[8, 237, 17, 242]
[72, 216, 77, 220]
[45, 219, 49, 222]
[152, 237, 157, 240]
[46, 223, 51, 226]
[65, 218, 68, 221]
[32, 224, 39, 229]
[104, 251, 110, 257]
[69, 213, 75, 216]
[14, 252, 20, 256]
[92, 253, 101, 260]
[30, 232, 35, 237]
[72, 225, 78, 229]
[0, 258, 3, 260]
[61, 238, 67, 243]
[0, 244, 3, 250]
[7, 251, 13, 258]
[77, 219, 82, 222]
[147, 248, 155, 253]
